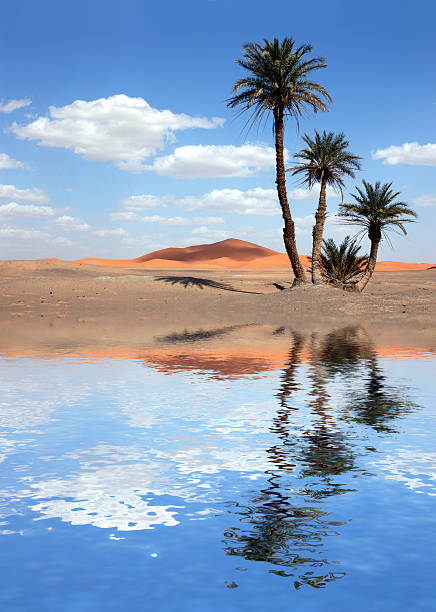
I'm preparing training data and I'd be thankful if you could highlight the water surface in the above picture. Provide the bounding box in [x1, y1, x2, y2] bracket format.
[0, 325, 435, 611]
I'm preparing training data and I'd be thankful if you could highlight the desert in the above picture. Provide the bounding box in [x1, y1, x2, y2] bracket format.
[1, 238, 436, 359]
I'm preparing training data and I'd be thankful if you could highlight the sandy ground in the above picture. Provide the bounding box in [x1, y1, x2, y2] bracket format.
[1, 259, 436, 360]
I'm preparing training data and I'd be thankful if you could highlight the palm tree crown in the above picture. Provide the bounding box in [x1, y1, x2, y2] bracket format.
[227, 37, 331, 130]
[338, 180, 417, 244]
[290, 130, 362, 196]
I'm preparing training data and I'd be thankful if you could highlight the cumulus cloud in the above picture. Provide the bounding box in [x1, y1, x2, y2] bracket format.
[414, 193, 436, 207]
[289, 185, 338, 200]
[293, 212, 348, 236]
[140, 215, 225, 226]
[373, 142, 436, 166]
[0, 183, 50, 203]
[54, 215, 90, 231]
[176, 185, 337, 216]
[141, 215, 184, 225]
[0, 202, 54, 219]
[178, 187, 279, 215]
[0, 153, 25, 169]
[94, 228, 127, 237]
[51, 236, 74, 246]
[193, 216, 224, 225]
[112, 185, 338, 224]
[120, 194, 167, 211]
[146, 143, 280, 178]
[0, 226, 48, 240]
[0, 98, 31, 114]
[109, 211, 140, 221]
[10, 94, 224, 172]
[191, 226, 236, 241]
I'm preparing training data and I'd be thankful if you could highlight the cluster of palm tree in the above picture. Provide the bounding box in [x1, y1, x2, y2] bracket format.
[227, 37, 417, 291]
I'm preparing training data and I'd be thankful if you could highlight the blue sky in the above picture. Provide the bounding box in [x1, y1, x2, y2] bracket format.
[1, 0, 435, 262]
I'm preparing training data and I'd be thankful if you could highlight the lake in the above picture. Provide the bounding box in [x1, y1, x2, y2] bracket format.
[0, 325, 435, 611]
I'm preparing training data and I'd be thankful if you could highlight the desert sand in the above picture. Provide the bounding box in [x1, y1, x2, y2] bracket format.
[1, 238, 436, 361]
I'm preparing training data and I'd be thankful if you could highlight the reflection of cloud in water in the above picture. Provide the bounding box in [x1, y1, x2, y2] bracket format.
[27, 448, 184, 531]
[25, 443, 272, 531]
[370, 448, 436, 496]
[0, 360, 97, 429]
[0, 436, 24, 464]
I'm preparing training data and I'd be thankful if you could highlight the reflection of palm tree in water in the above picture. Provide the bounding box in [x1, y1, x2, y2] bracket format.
[300, 332, 356, 482]
[223, 330, 351, 589]
[223, 326, 415, 589]
[321, 327, 416, 433]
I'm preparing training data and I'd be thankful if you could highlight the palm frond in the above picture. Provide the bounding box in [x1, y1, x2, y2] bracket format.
[289, 130, 362, 193]
[227, 37, 331, 133]
[338, 180, 417, 242]
[318, 236, 368, 287]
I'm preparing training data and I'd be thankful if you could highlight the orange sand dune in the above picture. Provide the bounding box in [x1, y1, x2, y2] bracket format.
[133, 238, 278, 263]
[47, 238, 434, 272]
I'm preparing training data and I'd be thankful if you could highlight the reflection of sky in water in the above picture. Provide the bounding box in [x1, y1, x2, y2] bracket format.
[0, 336, 435, 611]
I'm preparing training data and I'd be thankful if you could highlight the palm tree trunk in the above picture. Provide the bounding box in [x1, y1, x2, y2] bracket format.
[355, 238, 380, 292]
[311, 173, 327, 284]
[274, 107, 308, 285]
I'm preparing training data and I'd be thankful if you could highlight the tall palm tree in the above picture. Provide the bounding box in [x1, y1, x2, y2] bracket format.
[227, 37, 331, 285]
[289, 131, 362, 283]
[338, 180, 417, 292]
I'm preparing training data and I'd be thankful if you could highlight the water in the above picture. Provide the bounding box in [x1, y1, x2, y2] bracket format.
[0, 325, 435, 611]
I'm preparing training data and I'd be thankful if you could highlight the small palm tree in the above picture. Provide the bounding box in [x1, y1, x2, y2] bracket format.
[338, 181, 417, 292]
[319, 236, 368, 287]
[289, 131, 362, 284]
[227, 37, 331, 286]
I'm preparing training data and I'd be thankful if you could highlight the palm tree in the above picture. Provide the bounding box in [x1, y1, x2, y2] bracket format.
[338, 180, 417, 292]
[227, 37, 331, 286]
[289, 131, 362, 283]
[319, 235, 368, 287]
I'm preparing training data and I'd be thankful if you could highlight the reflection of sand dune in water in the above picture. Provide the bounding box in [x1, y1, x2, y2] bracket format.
[140, 349, 287, 378]
[2, 325, 434, 377]
[39, 238, 434, 271]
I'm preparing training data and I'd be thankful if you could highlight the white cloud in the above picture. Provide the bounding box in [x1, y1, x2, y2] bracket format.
[373, 142, 436, 166]
[292, 212, 348, 237]
[141, 215, 225, 226]
[178, 187, 279, 215]
[413, 193, 436, 207]
[193, 216, 225, 225]
[0, 98, 31, 114]
[141, 214, 180, 224]
[294, 214, 315, 235]
[10, 94, 224, 172]
[176, 185, 337, 216]
[51, 236, 74, 246]
[0, 184, 50, 203]
[120, 194, 167, 211]
[109, 211, 140, 221]
[0, 202, 54, 219]
[289, 185, 338, 200]
[54, 215, 90, 231]
[0, 153, 25, 169]
[191, 226, 236, 241]
[146, 143, 280, 178]
[0, 226, 48, 240]
[94, 228, 127, 237]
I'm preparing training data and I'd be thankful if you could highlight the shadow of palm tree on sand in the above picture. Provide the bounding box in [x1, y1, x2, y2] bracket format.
[155, 275, 263, 294]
